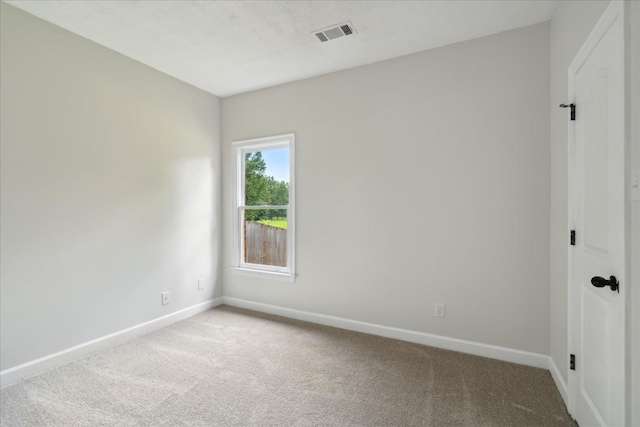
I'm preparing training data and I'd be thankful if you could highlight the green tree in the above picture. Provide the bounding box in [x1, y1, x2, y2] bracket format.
[245, 152, 271, 220]
[244, 151, 290, 223]
[266, 176, 289, 219]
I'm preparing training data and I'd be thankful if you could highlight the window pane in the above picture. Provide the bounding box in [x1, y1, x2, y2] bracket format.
[242, 208, 287, 267]
[244, 148, 289, 206]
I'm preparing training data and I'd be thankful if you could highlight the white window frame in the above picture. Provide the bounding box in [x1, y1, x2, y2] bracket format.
[231, 133, 295, 282]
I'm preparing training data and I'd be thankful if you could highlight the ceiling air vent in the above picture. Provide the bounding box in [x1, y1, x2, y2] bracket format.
[313, 21, 356, 43]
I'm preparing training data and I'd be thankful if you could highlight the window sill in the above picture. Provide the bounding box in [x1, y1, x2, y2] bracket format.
[231, 267, 296, 283]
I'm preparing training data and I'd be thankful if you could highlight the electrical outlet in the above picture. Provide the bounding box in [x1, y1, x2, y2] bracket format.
[435, 303, 446, 318]
[198, 279, 205, 290]
[162, 291, 170, 305]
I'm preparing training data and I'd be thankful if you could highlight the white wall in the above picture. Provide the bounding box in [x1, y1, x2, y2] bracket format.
[626, 2, 640, 425]
[222, 23, 550, 354]
[548, 0, 610, 385]
[0, 4, 222, 371]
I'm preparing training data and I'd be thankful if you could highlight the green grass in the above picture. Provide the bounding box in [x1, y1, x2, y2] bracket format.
[258, 219, 288, 229]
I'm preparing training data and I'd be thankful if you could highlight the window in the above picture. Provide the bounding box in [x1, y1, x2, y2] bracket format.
[232, 134, 295, 281]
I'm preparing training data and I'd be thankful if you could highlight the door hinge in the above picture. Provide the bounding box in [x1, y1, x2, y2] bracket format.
[570, 354, 576, 371]
[560, 103, 576, 121]
[570, 230, 576, 246]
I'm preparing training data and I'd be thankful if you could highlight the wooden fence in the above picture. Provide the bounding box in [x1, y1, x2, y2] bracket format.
[244, 221, 287, 267]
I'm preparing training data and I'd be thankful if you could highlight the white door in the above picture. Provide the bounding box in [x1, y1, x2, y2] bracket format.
[568, 2, 626, 426]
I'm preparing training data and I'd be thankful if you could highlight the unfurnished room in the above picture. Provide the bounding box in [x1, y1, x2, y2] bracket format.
[0, 1, 639, 426]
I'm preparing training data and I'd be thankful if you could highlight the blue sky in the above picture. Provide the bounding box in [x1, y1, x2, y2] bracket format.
[261, 148, 289, 183]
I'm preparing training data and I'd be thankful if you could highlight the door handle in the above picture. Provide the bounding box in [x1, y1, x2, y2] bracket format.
[591, 276, 619, 293]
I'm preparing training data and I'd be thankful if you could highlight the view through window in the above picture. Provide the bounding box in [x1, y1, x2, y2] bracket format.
[243, 148, 289, 267]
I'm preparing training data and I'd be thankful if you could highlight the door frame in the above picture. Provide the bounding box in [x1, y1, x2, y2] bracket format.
[628, 1, 640, 425]
[566, 0, 630, 422]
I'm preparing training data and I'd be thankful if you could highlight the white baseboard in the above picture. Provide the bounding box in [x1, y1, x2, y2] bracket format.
[222, 297, 549, 369]
[0, 297, 223, 388]
[2, 296, 561, 401]
[548, 356, 569, 407]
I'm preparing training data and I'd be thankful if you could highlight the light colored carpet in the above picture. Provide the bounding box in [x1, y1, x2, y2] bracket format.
[1, 305, 575, 426]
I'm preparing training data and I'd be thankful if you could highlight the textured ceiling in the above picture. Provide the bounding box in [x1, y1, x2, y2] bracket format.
[5, 1, 556, 97]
